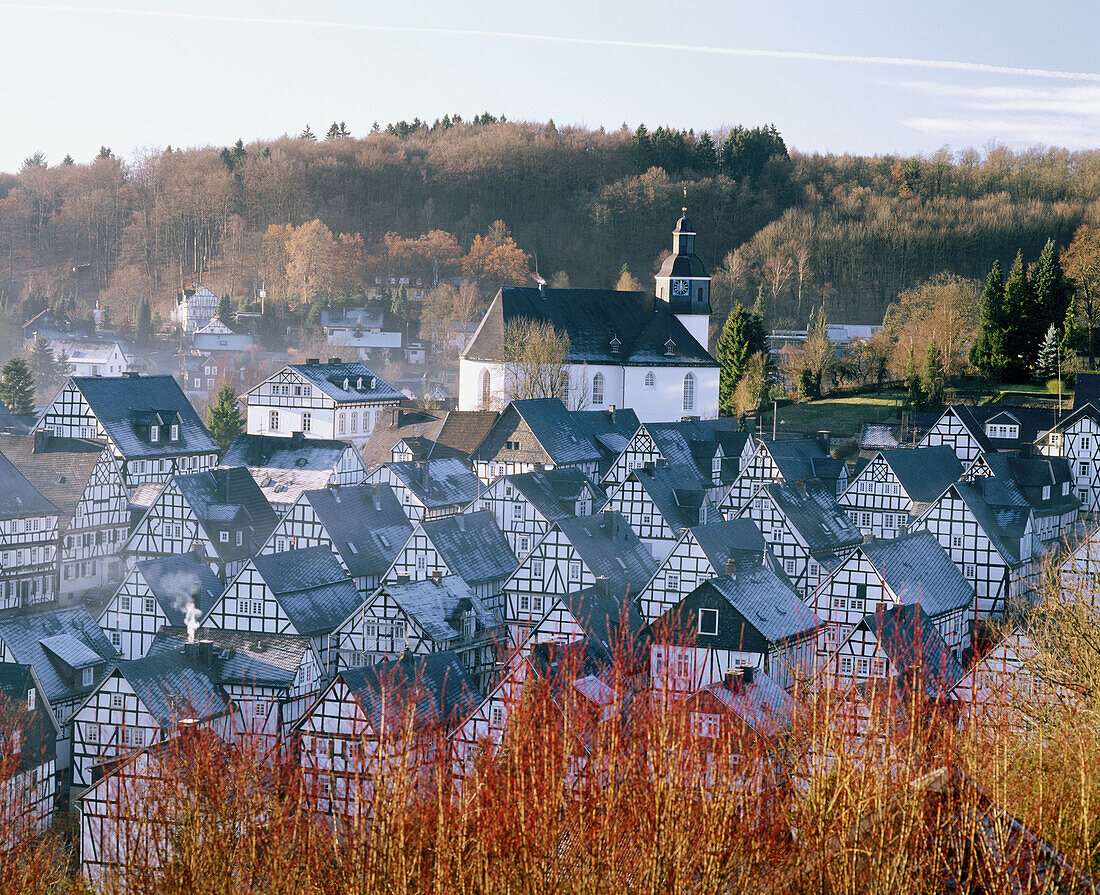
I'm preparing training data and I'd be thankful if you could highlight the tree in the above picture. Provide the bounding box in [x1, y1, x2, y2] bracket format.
[390, 284, 409, 321]
[299, 124, 317, 141]
[217, 294, 233, 326]
[206, 386, 244, 450]
[615, 265, 643, 292]
[732, 350, 767, 419]
[548, 271, 571, 289]
[462, 222, 531, 289]
[801, 305, 833, 395]
[921, 340, 945, 406]
[1030, 239, 1073, 364]
[1001, 251, 1039, 379]
[500, 318, 571, 403]
[55, 349, 72, 384]
[881, 273, 980, 380]
[1062, 225, 1100, 366]
[1035, 324, 1061, 382]
[0, 357, 36, 415]
[970, 261, 1008, 380]
[26, 337, 58, 398]
[716, 303, 767, 417]
[137, 298, 153, 343]
[905, 347, 921, 407]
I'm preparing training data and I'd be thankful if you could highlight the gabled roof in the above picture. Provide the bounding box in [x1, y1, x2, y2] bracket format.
[638, 418, 748, 482]
[381, 576, 496, 645]
[148, 628, 313, 690]
[383, 458, 483, 510]
[628, 464, 711, 532]
[555, 512, 657, 600]
[462, 287, 717, 367]
[508, 468, 604, 522]
[172, 467, 280, 560]
[977, 452, 1078, 517]
[0, 663, 59, 772]
[284, 362, 401, 404]
[687, 518, 766, 571]
[433, 410, 500, 457]
[878, 447, 962, 503]
[859, 603, 963, 696]
[418, 511, 518, 587]
[557, 585, 647, 659]
[338, 651, 481, 735]
[763, 438, 846, 487]
[946, 481, 1030, 565]
[697, 670, 795, 736]
[222, 432, 350, 471]
[475, 400, 604, 467]
[860, 531, 975, 617]
[358, 409, 446, 470]
[568, 408, 642, 470]
[300, 484, 412, 581]
[1073, 373, 1100, 412]
[110, 650, 231, 731]
[0, 433, 107, 529]
[136, 554, 224, 627]
[0, 606, 117, 704]
[250, 546, 364, 637]
[760, 479, 862, 554]
[66, 374, 218, 459]
[0, 440, 62, 521]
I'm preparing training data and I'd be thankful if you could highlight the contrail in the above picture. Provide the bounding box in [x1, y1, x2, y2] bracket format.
[3, 3, 1099, 83]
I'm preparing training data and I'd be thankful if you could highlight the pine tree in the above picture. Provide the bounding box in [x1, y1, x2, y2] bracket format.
[1030, 238, 1073, 344]
[27, 337, 58, 397]
[1061, 302, 1083, 359]
[1035, 324, 1061, 381]
[905, 347, 921, 407]
[55, 349, 72, 384]
[206, 386, 244, 451]
[1001, 251, 1038, 379]
[717, 303, 768, 417]
[217, 294, 233, 326]
[921, 340, 945, 406]
[137, 298, 153, 343]
[0, 357, 36, 416]
[390, 284, 409, 321]
[970, 260, 1007, 379]
[299, 124, 317, 141]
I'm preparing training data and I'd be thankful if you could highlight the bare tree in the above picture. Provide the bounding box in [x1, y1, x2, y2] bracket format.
[501, 318, 571, 403]
[766, 253, 793, 305]
[793, 245, 812, 317]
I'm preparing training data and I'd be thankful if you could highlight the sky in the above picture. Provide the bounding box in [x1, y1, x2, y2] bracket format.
[0, 0, 1096, 172]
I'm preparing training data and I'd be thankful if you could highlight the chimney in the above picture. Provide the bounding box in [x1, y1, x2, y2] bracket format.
[725, 558, 739, 577]
[328, 356, 341, 365]
[741, 665, 754, 685]
[306, 358, 320, 365]
[724, 668, 744, 694]
[643, 460, 655, 474]
[603, 509, 618, 540]
[416, 460, 428, 486]
[291, 430, 304, 446]
[396, 573, 410, 585]
[371, 481, 382, 510]
[817, 431, 830, 454]
[456, 514, 465, 532]
[607, 404, 615, 422]
[594, 575, 610, 597]
[391, 407, 403, 428]
[430, 570, 443, 584]
[183, 639, 215, 669]
[32, 429, 50, 453]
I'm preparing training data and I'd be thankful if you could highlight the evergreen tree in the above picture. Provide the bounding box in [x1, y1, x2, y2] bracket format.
[390, 284, 409, 321]
[1030, 238, 1073, 345]
[905, 347, 921, 407]
[1061, 302, 1083, 359]
[717, 303, 768, 417]
[921, 340, 945, 406]
[299, 124, 317, 141]
[1035, 324, 1061, 381]
[970, 260, 1007, 379]
[27, 337, 58, 396]
[1001, 251, 1038, 379]
[55, 348, 72, 384]
[0, 357, 36, 415]
[217, 294, 233, 326]
[206, 386, 244, 451]
[137, 298, 153, 343]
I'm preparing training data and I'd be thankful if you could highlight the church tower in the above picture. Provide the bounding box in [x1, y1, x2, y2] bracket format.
[654, 210, 711, 349]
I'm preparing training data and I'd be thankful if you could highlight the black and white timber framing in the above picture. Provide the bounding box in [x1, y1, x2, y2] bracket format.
[717, 437, 847, 517]
[0, 451, 60, 610]
[1036, 403, 1100, 513]
[365, 457, 484, 521]
[0, 663, 59, 841]
[918, 405, 996, 466]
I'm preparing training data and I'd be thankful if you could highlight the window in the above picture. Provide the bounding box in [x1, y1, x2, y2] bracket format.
[170, 425, 179, 442]
[301, 413, 311, 433]
[491, 705, 505, 728]
[840, 656, 853, 676]
[952, 536, 962, 548]
[350, 413, 358, 434]
[697, 607, 719, 635]
[338, 415, 346, 435]
[512, 504, 523, 519]
[682, 374, 695, 412]
[1083, 437, 1092, 451]
[568, 561, 581, 581]
[144, 597, 155, 614]
[518, 536, 530, 554]
[520, 594, 530, 612]
[667, 572, 680, 592]
[121, 596, 131, 612]
[27, 687, 35, 710]
[269, 411, 280, 432]
[784, 559, 796, 575]
[1042, 485, 1051, 500]
[149, 425, 159, 443]
[86, 724, 99, 744]
[82, 667, 94, 688]
[965, 565, 975, 578]
[220, 531, 230, 543]
[122, 726, 144, 749]
[532, 559, 544, 577]
[1063, 481, 1070, 496]
[833, 597, 847, 610]
[112, 693, 123, 708]
[1080, 462, 1090, 476]
[236, 531, 244, 546]
[481, 370, 492, 409]
[251, 600, 264, 616]
[871, 659, 886, 678]
[675, 650, 692, 680]
[692, 712, 720, 738]
[110, 631, 120, 648]
[415, 555, 426, 572]
[591, 373, 604, 406]
[644, 371, 656, 389]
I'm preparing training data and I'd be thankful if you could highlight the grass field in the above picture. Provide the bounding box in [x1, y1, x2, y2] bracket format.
[760, 393, 904, 438]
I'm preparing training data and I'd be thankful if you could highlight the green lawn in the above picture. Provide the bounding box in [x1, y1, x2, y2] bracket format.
[760, 394, 904, 438]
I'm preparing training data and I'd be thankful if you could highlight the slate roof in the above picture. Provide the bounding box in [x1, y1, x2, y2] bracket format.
[148, 628, 313, 690]
[0, 450, 57, 522]
[860, 603, 964, 696]
[555, 512, 657, 601]
[250, 546, 364, 637]
[381, 576, 496, 645]
[300, 483, 412, 581]
[419, 511, 518, 587]
[763, 438, 846, 488]
[761, 479, 863, 554]
[110, 651, 231, 731]
[383, 458, 483, 511]
[688, 518, 767, 571]
[0, 605, 117, 704]
[462, 287, 718, 367]
[567, 408, 643, 472]
[705, 569, 820, 644]
[286, 362, 402, 404]
[0, 663, 57, 773]
[0, 434, 85, 523]
[170, 467, 280, 560]
[558, 585, 647, 659]
[629, 464, 712, 532]
[432, 410, 500, 458]
[358, 409, 446, 469]
[508, 468, 605, 522]
[947, 481, 1030, 566]
[878, 446, 963, 504]
[643, 419, 749, 484]
[978, 452, 1078, 518]
[338, 650, 481, 735]
[860, 531, 975, 617]
[67, 374, 218, 459]
[699, 670, 795, 736]
[136, 554, 224, 626]
[222, 432, 350, 471]
[474, 399, 605, 468]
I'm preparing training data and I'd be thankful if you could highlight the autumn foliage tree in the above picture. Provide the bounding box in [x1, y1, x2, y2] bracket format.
[462, 221, 531, 290]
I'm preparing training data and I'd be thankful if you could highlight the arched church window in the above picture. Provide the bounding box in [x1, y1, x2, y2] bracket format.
[481, 369, 491, 410]
[644, 371, 656, 389]
[592, 373, 604, 406]
[683, 373, 696, 413]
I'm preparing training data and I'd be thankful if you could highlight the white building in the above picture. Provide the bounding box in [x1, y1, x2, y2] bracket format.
[241, 361, 403, 448]
[172, 287, 219, 334]
[458, 215, 719, 421]
[48, 340, 130, 378]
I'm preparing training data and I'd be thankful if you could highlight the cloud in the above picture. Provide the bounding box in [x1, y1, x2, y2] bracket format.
[2, 4, 1099, 83]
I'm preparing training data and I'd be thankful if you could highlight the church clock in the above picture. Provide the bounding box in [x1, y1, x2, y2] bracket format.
[671, 279, 689, 296]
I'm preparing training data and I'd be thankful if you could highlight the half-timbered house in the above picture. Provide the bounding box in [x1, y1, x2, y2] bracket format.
[963, 452, 1078, 545]
[359, 407, 499, 471]
[718, 436, 847, 516]
[384, 511, 518, 606]
[34, 374, 220, 491]
[260, 482, 412, 595]
[97, 554, 223, 659]
[0, 432, 129, 602]
[0, 663, 60, 840]
[604, 463, 719, 561]
[1060, 524, 1100, 604]
[124, 467, 280, 581]
[0, 451, 59, 610]
[647, 568, 820, 695]
[840, 447, 962, 539]
[733, 479, 862, 599]
[298, 651, 480, 817]
[332, 575, 500, 689]
[917, 406, 997, 466]
[501, 510, 656, 648]
[221, 432, 367, 516]
[469, 466, 604, 560]
[1036, 403, 1100, 512]
[814, 531, 974, 667]
[634, 518, 766, 624]
[69, 642, 235, 791]
[911, 479, 1033, 617]
[366, 457, 484, 521]
[203, 546, 364, 677]
[241, 360, 402, 447]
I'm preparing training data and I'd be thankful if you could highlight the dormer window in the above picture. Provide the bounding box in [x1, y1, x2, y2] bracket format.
[150, 425, 160, 443]
[609, 335, 621, 356]
[664, 339, 676, 357]
[343, 378, 349, 390]
[220, 530, 230, 543]
[81, 667, 94, 688]
[27, 687, 35, 710]
[357, 377, 363, 389]
[170, 424, 179, 442]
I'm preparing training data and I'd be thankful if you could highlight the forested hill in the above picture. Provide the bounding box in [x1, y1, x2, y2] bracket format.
[1, 117, 1098, 337]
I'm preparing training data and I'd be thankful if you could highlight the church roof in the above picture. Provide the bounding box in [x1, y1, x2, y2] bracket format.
[461, 288, 716, 367]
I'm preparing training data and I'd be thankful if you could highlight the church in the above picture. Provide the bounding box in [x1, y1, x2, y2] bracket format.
[458, 214, 720, 422]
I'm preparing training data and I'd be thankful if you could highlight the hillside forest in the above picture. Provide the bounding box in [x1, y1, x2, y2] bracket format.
[2, 117, 1099, 366]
